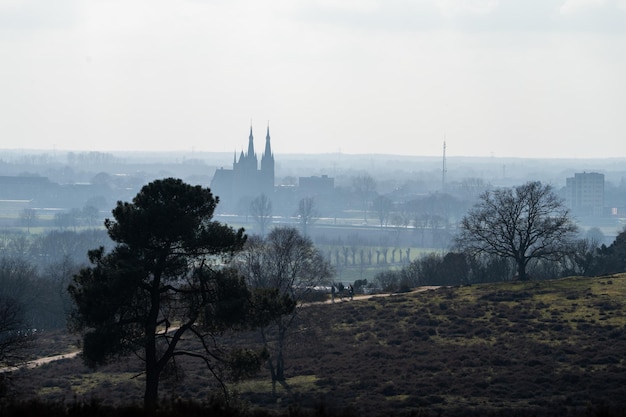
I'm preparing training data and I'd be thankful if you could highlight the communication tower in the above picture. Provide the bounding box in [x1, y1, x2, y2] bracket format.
[442, 140, 447, 191]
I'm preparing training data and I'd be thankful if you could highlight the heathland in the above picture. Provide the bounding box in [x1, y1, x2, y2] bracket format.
[3, 274, 626, 417]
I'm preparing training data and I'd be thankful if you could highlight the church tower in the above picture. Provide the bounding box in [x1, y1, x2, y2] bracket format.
[261, 123, 275, 195]
[210, 123, 276, 212]
[244, 125, 258, 172]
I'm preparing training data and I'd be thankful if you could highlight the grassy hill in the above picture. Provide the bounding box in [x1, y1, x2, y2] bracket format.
[4, 274, 626, 416]
[273, 275, 626, 416]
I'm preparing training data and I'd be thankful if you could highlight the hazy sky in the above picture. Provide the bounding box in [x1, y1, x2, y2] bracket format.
[1, 0, 625, 158]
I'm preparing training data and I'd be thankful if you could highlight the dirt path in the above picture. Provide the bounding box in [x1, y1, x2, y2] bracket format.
[0, 350, 81, 374]
[323, 285, 440, 304]
[1, 286, 440, 373]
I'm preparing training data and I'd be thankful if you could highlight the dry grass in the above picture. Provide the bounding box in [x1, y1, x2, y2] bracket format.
[5, 274, 626, 417]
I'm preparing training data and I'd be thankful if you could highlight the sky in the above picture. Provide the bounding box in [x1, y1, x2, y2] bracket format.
[1, 0, 625, 158]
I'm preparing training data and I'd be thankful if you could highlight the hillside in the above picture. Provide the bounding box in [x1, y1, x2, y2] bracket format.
[4, 274, 626, 416]
[273, 275, 626, 416]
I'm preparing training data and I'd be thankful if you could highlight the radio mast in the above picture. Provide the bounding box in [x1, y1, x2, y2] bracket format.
[442, 139, 447, 191]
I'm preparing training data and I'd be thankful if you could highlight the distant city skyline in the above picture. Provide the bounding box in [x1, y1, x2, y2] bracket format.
[1, 1, 625, 158]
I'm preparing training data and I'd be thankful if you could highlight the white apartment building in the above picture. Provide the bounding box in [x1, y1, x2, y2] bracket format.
[565, 172, 605, 217]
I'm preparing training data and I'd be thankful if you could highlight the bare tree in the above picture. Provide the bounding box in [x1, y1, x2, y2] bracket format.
[19, 208, 37, 233]
[0, 296, 31, 366]
[459, 177, 489, 202]
[372, 195, 392, 228]
[395, 202, 413, 229]
[429, 214, 448, 249]
[346, 233, 363, 266]
[297, 196, 316, 236]
[82, 205, 100, 228]
[6, 235, 31, 259]
[250, 194, 273, 236]
[235, 227, 333, 393]
[455, 181, 578, 281]
[413, 213, 429, 247]
[585, 227, 606, 247]
[352, 175, 376, 223]
[0, 258, 38, 365]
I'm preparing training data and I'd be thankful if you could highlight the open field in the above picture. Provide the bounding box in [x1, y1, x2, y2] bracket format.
[3, 274, 626, 416]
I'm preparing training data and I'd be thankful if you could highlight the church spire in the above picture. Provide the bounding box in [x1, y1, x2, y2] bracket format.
[261, 121, 274, 186]
[247, 124, 255, 157]
[264, 122, 272, 157]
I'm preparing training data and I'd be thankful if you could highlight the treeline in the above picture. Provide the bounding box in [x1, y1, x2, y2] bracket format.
[0, 230, 113, 333]
[375, 227, 626, 292]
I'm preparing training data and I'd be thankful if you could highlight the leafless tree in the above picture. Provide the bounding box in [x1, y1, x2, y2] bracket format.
[413, 213, 429, 247]
[0, 258, 37, 366]
[352, 175, 376, 223]
[395, 202, 413, 229]
[235, 227, 333, 393]
[6, 235, 30, 259]
[250, 194, 273, 236]
[455, 181, 578, 281]
[373, 195, 392, 228]
[82, 205, 100, 228]
[297, 196, 316, 236]
[19, 208, 37, 232]
[459, 177, 490, 202]
[0, 296, 31, 365]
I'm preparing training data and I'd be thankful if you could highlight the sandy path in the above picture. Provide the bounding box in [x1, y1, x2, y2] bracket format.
[0, 350, 81, 374]
[0, 286, 440, 373]
[322, 285, 440, 304]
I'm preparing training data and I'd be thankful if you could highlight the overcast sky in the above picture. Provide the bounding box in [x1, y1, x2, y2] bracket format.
[1, 0, 625, 158]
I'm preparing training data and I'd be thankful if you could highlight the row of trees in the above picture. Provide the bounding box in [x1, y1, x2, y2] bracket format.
[0, 229, 111, 367]
[377, 227, 626, 292]
[376, 181, 625, 291]
[0, 229, 112, 269]
[19, 204, 106, 232]
[245, 174, 470, 240]
[0, 256, 80, 365]
[249, 193, 317, 237]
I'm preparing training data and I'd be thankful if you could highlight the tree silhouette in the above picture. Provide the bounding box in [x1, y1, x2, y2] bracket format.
[250, 193, 272, 236]
[235, 227, 332, 393]
[352, 175, 376, 223]
[68, 178, 260, 410]
[19, 208, 37, 232]
[373, 195, 392, 228]
[455, 181, 577, 281]
[590, 227, 626, 276]
[0, 296, 30, 365]
[297, 196, 317, 236]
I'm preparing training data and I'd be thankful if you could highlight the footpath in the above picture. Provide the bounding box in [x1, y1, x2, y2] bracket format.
[322, 285, 439, 304]
[1, 286, 440, 373]
[0, 351, 81, 374]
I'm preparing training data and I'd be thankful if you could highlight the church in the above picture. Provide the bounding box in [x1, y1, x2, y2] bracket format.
[210, 125, 275, 211]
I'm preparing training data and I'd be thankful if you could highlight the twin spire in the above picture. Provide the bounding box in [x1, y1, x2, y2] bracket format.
[241, 122, 272, 160]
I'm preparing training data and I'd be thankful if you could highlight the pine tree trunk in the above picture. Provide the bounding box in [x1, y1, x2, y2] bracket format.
[145, 279, 161, 411]
[144, 363, 159, 411]
[144, 331, 160, 411]
[276, 328, 286, 381]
